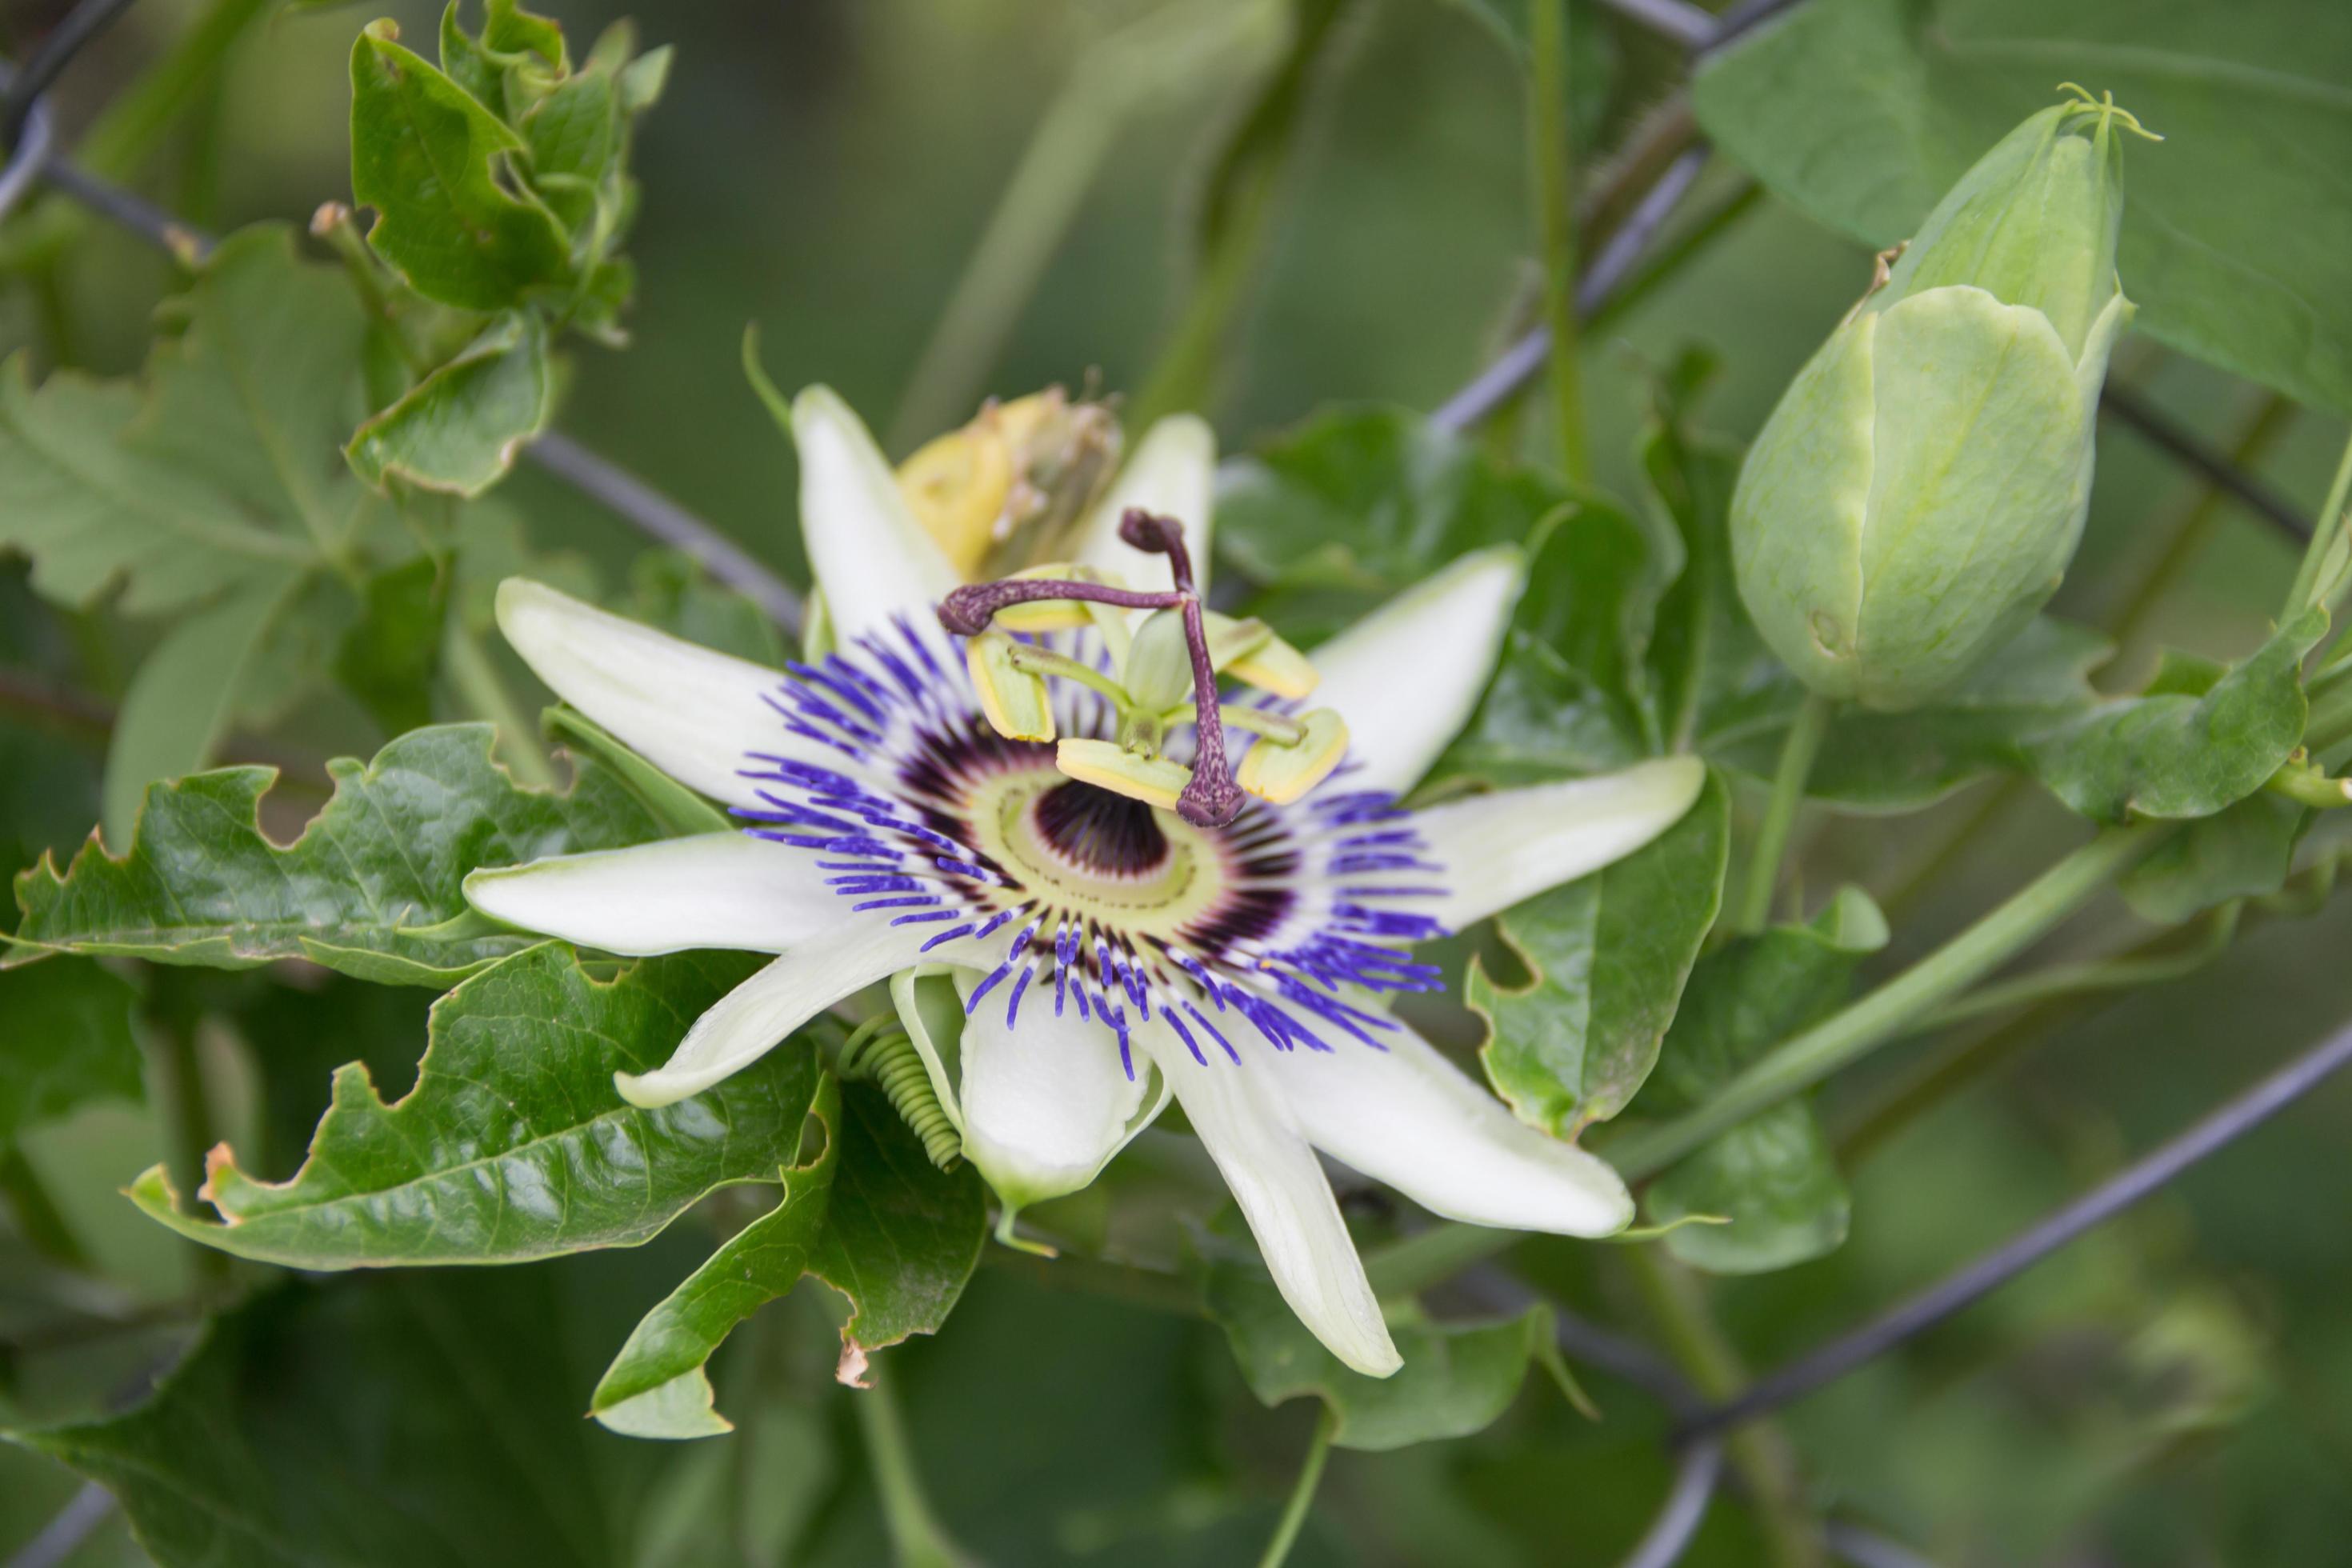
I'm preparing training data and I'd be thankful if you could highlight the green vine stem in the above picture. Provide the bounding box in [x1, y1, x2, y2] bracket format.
[855, 1359, 971, 1568]
[1607, 821, 2171, 1182]
[0, 1146, 93, 1271]
[443, 623, 558, 790]
[1625, 1247, 1821, 1568]
[1133, 0, 1358, 428]
[1738, 690, 1832, 933]
[1528, 0, 1590, 484]
[1256, 1406, 1337, 1568]
[2284, 426, 2352, 621]
[886, 0, 1278, 449]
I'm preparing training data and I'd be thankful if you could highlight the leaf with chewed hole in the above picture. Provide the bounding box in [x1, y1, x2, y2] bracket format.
[125, 944, 819, 1266]
[805, 1081, 987, 1385]
[12, 724, 662, 986]
[592, 1074, 842, 1438]
[1201, 1254, 1586, 1450]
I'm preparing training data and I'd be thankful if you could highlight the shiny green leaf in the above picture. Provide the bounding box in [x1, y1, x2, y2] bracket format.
[1641, 887, 1886, 1273]
[13, 724, 662, 986]
[592, 1074, 841, 1438]
[15, 1263, 674, 1567]
[1470, 770, 1730, 1133]
[806, 1081, 988, 1383]
[350, 22, 570, 310]
[346, 313, 553, 496]
[1706, 616, 2113, 811]
[100, 573, 300, 846]
[2120, 792, 2307, 925]
[0, 959, 141, 1146]
[334, 555, 450, 737]
[2028, 609, 2323, 822]
[126, 943, 816, 1266]
[1201, 1255, 1578, 1450]
[1693, 0, 2352, 417]
[0, 226, 383, 616]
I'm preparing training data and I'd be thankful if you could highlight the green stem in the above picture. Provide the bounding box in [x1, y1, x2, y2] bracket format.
[0, 1146, 92, 1270]
[1834, 909, 2237, 1165]
[1256, 1406, 1337, 1568]
[0, 0, 271, 270]
[1006, 643, 1134, 714]
[886, 0, 1277, 450]
[2286, 426, 2352, 621]
[1737, 692, 1831, 933]
[2106, 394, 2297, 678]
[855, 1360, 969, 1568]
[1624, 1249, 1818, 1568]
[1363, 1221, 1515, 1298]
[1606, 822, 2170, 1182]
[444, 625, 558, 789]
[1132, 0, 1357, 428]
[1527, 0, 1590, 484]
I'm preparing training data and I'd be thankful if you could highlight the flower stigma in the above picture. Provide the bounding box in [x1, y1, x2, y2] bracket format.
[938, 508, 1346, 829]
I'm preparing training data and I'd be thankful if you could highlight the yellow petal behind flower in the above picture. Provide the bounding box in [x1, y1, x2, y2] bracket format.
[1055, 738, 1191, 810]
[1238, 709, 1348, 804]
[967, 631, 1057, 742]
[898, 424, 1014, 578]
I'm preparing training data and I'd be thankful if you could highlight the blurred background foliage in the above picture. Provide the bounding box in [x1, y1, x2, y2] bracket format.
[2, 0, 2350, 1564]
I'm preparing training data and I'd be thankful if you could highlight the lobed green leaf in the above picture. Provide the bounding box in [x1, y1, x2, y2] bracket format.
[1201, 1255, 1582, 1451]
[126, 943, 815, 1267]
[346, 312, 553, 496]
[2027, 609, 2324, 822]
[350, 21, 570, 311]
[0, 959, 142, 1147]
[13, 723, 662, 986]
[1470, 770, 1730, 1133]
[591, 1074, 842, 1439]
[806, 1081, 989, 1385]
[1639, 887, 1886, 1273]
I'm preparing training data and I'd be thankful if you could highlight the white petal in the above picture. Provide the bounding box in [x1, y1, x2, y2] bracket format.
[1255, 1010, 1631, 1236]
[793, 386, 962, 638]
[1307, 546, 1524, 796]
[1416, 755, 1706, 930]
[496, 578, 802, 810]
[953, 973, 1165, 1209]
[1072, 415, 1217, 598]
[464, 834, 836, 956]
[1138, 1024, 1399, 1378]
[616, 919, 918, 1107]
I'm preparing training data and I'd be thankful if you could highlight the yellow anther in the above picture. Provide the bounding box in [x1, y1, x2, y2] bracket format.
[1227, 632, 1318, 700]
[1054, 738, 1191, 810]
[1237, 709, 1348, 805]
[966, 632, 1057, 743]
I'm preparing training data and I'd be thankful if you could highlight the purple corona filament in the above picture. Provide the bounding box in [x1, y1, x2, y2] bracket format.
[732, 577, 1455, 1076]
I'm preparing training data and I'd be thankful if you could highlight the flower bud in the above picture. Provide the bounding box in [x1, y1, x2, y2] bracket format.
[1731, 89, 2149, 710]
[896, 388, 1122, 577]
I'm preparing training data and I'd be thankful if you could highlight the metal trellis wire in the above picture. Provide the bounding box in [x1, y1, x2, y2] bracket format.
[3, 2, 2344, 1568]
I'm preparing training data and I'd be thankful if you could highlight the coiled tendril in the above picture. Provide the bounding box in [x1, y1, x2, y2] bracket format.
[838, 1016, 961, 1171]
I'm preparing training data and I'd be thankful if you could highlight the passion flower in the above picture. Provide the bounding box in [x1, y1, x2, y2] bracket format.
[465, 386, 1703, 1376]
[1731, 86, 2154, 711]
